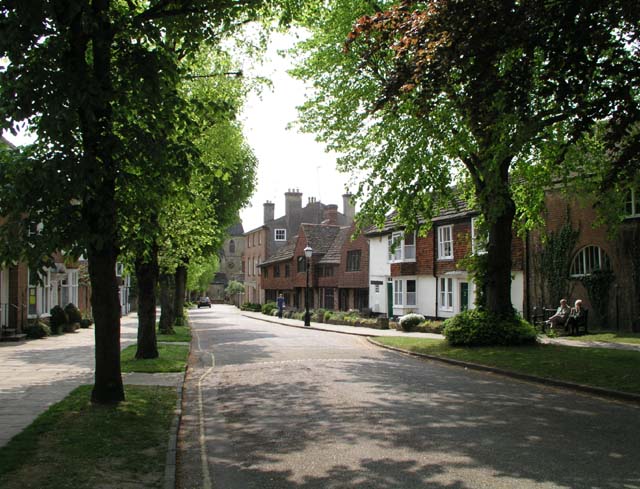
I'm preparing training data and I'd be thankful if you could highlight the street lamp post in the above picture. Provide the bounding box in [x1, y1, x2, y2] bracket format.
[304, 245, 313, 326]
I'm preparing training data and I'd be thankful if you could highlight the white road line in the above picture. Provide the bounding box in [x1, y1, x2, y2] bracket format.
[194, 330, 215, 489]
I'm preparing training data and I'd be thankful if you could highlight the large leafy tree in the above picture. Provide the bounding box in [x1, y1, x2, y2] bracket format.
[0, 0, 285, 403]
[293, 0, 640, 317]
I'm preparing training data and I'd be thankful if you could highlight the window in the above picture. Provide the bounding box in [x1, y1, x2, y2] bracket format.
[258, 233, 262, 245]
[297, 256, 306, 273]
[570, 246, 611, 277]
[375, 284, 380, 293]
[262, 267, 268, 278]
[275, 229, 286, 241]
[626, 189, 640, 217]
[438, 226, 453, 260]
[274, 264, 281, 278]
[319, 265, 334, 277]
[406, 280, 416, 306]
[28, 269, 51, 317]
[229, 240, 235, 254]
[322, 288, 335, 309]
[255, 257, 260, 276]
[285, 264, 290, 277]
[346, 250, 361, 271]
[60, 270, 78, 306]
[115, 262, 124, 277]
[440, 277, 453, 310]
[388, 231, 416, 262]
[393, 279, 403, 306]
[471, 217, 487, 254]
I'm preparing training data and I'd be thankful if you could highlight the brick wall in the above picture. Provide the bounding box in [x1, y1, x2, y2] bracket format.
[337, 227, 369, 288]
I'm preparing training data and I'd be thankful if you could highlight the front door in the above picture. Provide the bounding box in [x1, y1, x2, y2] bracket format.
[387, 281, 393, 317]
[460, 282, 469, 311]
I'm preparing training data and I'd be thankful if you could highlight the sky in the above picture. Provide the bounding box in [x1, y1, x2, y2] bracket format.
[238, 32, 352, 232]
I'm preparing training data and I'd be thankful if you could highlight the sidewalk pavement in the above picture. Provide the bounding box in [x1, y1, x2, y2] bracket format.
[0, 313, 183, 448]
[242, 311, 640, 352]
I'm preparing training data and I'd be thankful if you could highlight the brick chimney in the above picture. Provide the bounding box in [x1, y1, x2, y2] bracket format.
[324, 204, 338, 225]
[285, 189, 302, 217]
[342, 193, 355, 223]
[263, 201, 275, 224]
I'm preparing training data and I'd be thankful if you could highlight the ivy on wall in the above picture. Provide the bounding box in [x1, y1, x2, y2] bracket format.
[580, 269, 615, 327]
[539, 220, 579, 305]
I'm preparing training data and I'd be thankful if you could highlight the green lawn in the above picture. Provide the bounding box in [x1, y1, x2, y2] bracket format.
[561, 331, 640, 345]
[121, 343, 189, 373]
[0, 385, 176, 489]
[157, 324, 192, 343]
[374, 337, 640, 395]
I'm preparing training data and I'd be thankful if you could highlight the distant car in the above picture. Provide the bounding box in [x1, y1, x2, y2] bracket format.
[197, 297, 211, 308]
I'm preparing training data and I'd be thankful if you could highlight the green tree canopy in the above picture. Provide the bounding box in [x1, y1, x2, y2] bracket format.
[292, 0, 640, 317]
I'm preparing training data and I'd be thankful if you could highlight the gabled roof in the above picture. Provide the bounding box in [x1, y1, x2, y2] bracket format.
[227, 221, 244, 236]
[301, 224, 343, 257]
[318, 226, 351, 264]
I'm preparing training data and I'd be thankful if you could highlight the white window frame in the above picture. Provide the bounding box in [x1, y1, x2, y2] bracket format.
[406, 279, 416, 306]
[115, 262, 124, 277]
[28, 268, 52, 317]
[393, 279, 403, 306]
[60, 269, 79, 306]
[388, 231, 416, 262]
[439, 277, 453, 311]
[570, 245, 611, 277]
[275, 229, 287, 241]
[625, 189, 640, 217]
[437, 225, 453, 260]
[471, 217, 487, 255]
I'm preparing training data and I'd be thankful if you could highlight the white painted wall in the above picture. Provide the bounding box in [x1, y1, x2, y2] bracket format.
[368, 237, 391, 315]
[417, 276, 437, 317]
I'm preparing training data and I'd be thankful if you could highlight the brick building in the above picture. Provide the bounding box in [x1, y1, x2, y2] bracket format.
[243, 190, 355, 304]
[367, 202, 525, 319]
[259, 220, 369, 312]
[526, 188, 640, 331]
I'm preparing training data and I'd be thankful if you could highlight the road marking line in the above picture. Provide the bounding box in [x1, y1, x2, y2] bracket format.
[194, 330, 215, 489]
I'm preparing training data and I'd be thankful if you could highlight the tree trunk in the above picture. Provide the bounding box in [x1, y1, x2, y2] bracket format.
[481, 188, 517, 317]
[88, 239, 124, 404]
[85, 0, 123, 404]
[134, 248, 159, 359]
[174, 264, 187, 327]
[159, 272, 176, 334]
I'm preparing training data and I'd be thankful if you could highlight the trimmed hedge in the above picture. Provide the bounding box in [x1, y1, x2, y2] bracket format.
[443, 309, 537, 346]
[25, 320, 51, 339]
[398, 313, 425, 332]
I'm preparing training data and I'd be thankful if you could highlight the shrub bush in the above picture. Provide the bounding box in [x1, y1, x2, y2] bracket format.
[63, 322, 79, 333]
[25, 320, 51, 339]
[262, 302, 277, 315]
[79, 318, 92, 328]
[49, 305, 68, 334]
[312, 308, 326, 323]
[398, 313, 425, 332]
[415, 320, 444, 334]
[443, 309, 538, 346]
[64, 303, 82, 324]
[324, 310, 333, 322]
[240, 302, 262, 312]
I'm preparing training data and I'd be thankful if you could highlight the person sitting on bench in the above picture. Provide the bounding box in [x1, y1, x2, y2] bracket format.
[546, 298, 571, 330]
[565, 299, 587, 335]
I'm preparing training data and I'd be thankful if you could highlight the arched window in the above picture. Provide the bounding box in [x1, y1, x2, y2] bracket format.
[570, 245, 611, 277]
[229, 240, 235, 254]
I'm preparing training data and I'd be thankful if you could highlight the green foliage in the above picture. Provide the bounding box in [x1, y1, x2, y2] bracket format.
[240, 302, 262, 312]
[262, 302, 277, 315]
[25, 320, 51, 339]
[415, 320, 444, 334]
[312, 308, 327, 323]
[186, 256, 219, 294]
[225, 280, 245, 296]
[580, 270, 615, 327]
[443, 309, 537, 347]
[398, 313, 425, 332]
[49, 306, 68, 334]
[79, 319, 92, 329]
[64, 303, 83, 325]
[539, 221, 579, 305]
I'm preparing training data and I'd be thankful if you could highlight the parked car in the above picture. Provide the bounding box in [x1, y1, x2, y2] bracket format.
[197, 296, 211, 308]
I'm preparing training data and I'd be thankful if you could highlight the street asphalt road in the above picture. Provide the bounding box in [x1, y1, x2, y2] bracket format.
[176, 305, 640, 489]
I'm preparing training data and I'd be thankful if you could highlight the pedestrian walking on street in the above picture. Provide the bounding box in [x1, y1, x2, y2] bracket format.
[277, 293, 285, 319]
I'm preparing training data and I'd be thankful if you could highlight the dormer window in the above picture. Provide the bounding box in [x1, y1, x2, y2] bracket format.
[275, 229, 286, 241]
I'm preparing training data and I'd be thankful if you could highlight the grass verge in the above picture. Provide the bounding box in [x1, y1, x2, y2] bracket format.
[0, 385, 176, 489]
[560, 331, 640, 345]
[374, 337, 640, 395]
[121, 343, 189, 373]
[157, 324, 191, 343]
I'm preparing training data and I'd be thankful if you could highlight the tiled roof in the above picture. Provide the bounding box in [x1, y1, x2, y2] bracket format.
[260, 238, 297, 266]
[365, 196, 477, 236]
[318, 227, 351, 264]
[227, 221, 244, 236]
[301, 224, 342, 257]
